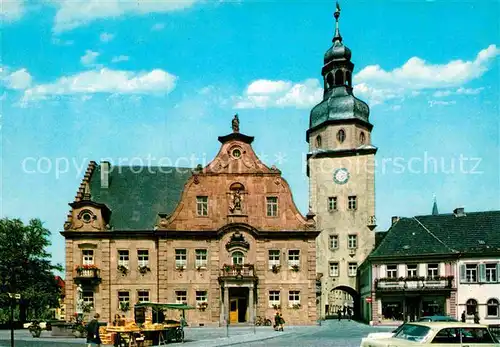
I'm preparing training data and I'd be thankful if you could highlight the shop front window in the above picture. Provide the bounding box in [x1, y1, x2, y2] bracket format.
[423, 299, 445, 316]
[382, 301, 403, 321]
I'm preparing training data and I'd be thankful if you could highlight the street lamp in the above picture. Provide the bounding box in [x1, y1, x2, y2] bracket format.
[8, 292, 21, 347]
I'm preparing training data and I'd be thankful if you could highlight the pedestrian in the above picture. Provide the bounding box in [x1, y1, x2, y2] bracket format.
[274, 311, 280, 330]
[337, 308, 342, 321]
[86, 313, 102, 347]
[348, 308, 352, 321]
[473, 311, 480, 324]
[461, 310, 466, 323]
[278, 313, 285, 331]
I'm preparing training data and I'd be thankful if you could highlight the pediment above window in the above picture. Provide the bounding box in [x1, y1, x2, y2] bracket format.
[225, 231, 250, 251]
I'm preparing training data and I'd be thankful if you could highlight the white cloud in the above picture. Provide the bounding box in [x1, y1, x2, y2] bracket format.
[80, 50, 99, 66]
[234, 79, 322, 109]
[21, 68, 178, 103]
[354, 44, 499, 105]
[233, 45, 498, 109]
[111, 55, 130, 63]
[99, 32, 115, 43]
[4, 68, 33, 90]
[1, 0, 25, 22]
[52, 0, 199, 32]
[151, 23, 166, 31]
[1, 66, 33, 90]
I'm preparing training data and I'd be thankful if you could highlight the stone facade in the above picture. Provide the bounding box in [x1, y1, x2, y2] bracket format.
[306, 5, 376, 318]
[62, 120, 319, 326]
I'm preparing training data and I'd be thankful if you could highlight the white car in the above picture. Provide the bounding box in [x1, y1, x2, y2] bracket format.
[361, 325, 402, 345]
[360, 322, 499, 347]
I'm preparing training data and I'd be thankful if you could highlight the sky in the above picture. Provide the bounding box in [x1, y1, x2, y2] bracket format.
[1, 0, 499, 275]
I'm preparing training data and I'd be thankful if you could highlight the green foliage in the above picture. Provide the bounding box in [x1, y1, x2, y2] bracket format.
[0, 218, 63, 323]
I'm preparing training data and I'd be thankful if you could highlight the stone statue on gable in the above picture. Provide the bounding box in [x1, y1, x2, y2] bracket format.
[232, 114, 240, 133]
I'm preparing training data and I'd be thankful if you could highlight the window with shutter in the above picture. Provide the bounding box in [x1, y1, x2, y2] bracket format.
[459, 264, 466, 283]
[479, 263, 486, 283]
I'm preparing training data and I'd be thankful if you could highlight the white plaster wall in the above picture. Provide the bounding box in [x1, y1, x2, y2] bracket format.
[456, 258, 500, 324]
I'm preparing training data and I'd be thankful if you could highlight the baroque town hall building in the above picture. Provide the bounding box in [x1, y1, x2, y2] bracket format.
[62, 117, 319, 326]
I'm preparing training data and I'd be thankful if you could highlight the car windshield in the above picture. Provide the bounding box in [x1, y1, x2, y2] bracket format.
[394, 324, 431, 343]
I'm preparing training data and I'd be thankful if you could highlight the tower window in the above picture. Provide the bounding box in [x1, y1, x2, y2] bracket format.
[334, 70, 344, 86]
[345, 71, 352, 87]
[326, 73, 334, 89]
[337, 129, 346, 143]
[360, 132, 366, 145]
[315, 135, 322, 148]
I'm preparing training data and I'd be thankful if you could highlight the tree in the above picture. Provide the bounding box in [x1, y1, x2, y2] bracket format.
[0, 218, 63, 322]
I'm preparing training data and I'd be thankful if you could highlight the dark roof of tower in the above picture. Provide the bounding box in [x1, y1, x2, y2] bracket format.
[309, 2, 371, 132]
[310, 88, 370, 129]
[324, 2, 352, 64]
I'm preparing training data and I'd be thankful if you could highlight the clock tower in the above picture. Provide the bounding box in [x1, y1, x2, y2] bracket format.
[307, 3, 377, 319]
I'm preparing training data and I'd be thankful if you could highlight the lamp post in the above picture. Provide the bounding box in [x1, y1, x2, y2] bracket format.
[8, 292, 20, 347]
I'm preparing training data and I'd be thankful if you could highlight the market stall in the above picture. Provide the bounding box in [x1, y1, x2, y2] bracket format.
[134, 302, 195, 345]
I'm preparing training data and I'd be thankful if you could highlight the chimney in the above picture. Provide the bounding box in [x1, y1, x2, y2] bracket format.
[453, 207, 465, 217]
[391, 216, 400, 226]
[101, 161, 110, 189]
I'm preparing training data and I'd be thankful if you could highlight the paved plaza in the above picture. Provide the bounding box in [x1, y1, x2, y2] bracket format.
[0, 320, 394, 347]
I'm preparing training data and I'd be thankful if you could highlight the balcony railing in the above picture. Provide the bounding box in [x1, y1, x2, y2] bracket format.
[375, 276, 454, 291]
[74, 266, 101, 285]
[219, 264, 255, 278]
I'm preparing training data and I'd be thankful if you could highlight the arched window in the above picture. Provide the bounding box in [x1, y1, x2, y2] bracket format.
[345, 71, 352, 87]
[487, 298, 499, 317]
[337, 129, 346, 143]
[360, 132, 366, 145]
[316, 135, 322, 148]
[466, 299, 478, 315]
[326, 73, 334, 89]
[335, 70, 344, 86]
[232, 251, 244, 265]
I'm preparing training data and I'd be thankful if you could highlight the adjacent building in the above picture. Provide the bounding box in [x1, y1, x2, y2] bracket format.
[62, 118, 319, 326]
[359, 208, 500, 325]
[307, 3, 377, 318]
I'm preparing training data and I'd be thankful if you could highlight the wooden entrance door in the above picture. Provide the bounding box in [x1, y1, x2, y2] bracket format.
[229, 299, 238, 323]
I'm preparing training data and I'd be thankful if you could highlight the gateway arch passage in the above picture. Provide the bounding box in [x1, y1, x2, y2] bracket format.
[326, 286, 360, 319]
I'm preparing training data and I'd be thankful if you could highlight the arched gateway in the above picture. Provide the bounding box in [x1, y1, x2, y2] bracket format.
[327, 286, 360, 319]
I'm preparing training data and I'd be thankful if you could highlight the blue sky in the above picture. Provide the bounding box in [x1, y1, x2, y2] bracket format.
[1, 0, 499, 274]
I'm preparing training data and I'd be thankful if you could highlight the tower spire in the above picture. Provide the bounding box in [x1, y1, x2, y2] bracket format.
[432, 195, 439, 215]
[333, 1, 342, 43]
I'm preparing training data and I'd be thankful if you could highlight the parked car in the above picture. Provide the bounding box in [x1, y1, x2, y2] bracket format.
[362, 316, 459, 344]
[418, 315, 457, 322]
[360, 322, 499, 347]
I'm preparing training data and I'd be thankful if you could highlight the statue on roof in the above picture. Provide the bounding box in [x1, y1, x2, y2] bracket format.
[232, 114, 240, 133]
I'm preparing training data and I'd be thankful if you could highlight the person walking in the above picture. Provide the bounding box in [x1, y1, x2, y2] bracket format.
[274, 311, 280, 331]
[473, 311, 480, 324]
[86, 313, 102, 347]
[461, 311, 466, 323]
[337, 308, 342, 321]
[278, 313, 285, 331]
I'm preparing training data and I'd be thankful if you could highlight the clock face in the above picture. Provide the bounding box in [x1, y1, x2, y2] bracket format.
[333, 168, 350, 184]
